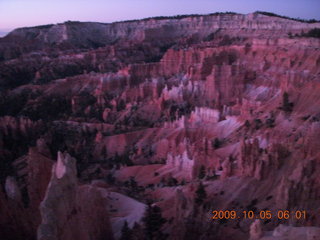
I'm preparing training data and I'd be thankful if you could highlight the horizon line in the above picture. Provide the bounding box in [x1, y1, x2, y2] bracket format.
[1, 10, 319, 34]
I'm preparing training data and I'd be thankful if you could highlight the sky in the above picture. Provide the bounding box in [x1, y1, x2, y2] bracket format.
[0, 0, 319, 33]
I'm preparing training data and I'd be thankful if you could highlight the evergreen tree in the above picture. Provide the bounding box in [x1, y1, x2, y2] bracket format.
[198, 165, 206, 179]
[117, 99, 126, 111]
[127, 176, 143, 197]
[101, 145, 107, 157]
[129, 176, 138, 189]
[183, 217, 202, 240]
[195, 182, 207, 205]
[131, 222, 145, 240]
[180, 179, 186, 185]
[244, 120, 250, 128]
[282, 92, 293, 112]
[212, 138, 221, 149]
[167, 176, 178, 186]
[120, 220, 132, 240]
[142, 204, 166, 240]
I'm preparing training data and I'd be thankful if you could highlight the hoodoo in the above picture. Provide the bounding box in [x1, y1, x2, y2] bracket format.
[0, 11, 320, 240]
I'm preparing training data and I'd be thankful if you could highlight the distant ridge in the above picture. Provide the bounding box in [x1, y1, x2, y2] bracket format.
[115, 11, 320, 24]
[6, 11, 320, 33]
[115, 11, 239, 23]
[255, 11, 319, 23]
[1, 11, 319, 61]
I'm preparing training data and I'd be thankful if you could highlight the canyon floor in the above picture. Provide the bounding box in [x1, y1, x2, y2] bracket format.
[0, 12, 320, 240]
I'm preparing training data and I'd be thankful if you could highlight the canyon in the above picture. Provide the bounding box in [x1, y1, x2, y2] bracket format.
[0, 12, 320, 240]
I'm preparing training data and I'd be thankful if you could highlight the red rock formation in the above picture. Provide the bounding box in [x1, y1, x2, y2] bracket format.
[38, 152, 113, 240]
[0, 146, 53, 240]
[0, 12, 320, 240]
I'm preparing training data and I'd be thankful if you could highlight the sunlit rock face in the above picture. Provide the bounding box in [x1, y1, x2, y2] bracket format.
[0, 12, 320, 240]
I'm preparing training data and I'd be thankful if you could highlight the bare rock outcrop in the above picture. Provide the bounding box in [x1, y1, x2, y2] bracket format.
[38, 151, 113, 240]
[256, 224, 320, 240]
[249, 220, 263, 240]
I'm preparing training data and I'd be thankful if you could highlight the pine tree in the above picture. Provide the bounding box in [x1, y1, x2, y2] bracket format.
[244, 120, 250, 128]
[129, 176, 138, 189]
[120, 220, 132, 240]
[212, 138, 221, 149]
[198, 165, 206, 179]
[183, 217, 202, 240]
[117, 99, 126, 111]
[142, 204, 166, 240]
[101, 145, 107, 156]
[167, 176, 178, 186]
[131, 222, 145, 240]
[195, 182, 207, 205]
[282, 92, 293, 112]
[180, 179, 186, 185]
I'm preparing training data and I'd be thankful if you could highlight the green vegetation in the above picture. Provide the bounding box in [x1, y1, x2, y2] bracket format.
[114, 11, 318, 25]
[281, 92, 294, 112]
[23, 24, 54, 30]
[120, 221, 132, 240]
[158, 175, 180, 187]
[117, 99, 126, 111]
[130, 223, 145, 240]
[266, 117, 275, 128]
[198, 165, 206, 179]
[209, 11, 238, 16]
[108, 152, 134, 168]
[142, 204, 166, 240]
[21, 96, 72, 121]
[254, 119, 263, 130]
[116, 12, 238, 24]
[212, 137, 222, 149]
[301, 28, 320, 38]
[195, 182, 207, 205]
[289, 28, 320, 39]
[123, 176, 146, 198]
[64, 20, 82, 24]
[203, 32, 215, 42]
[244, 120, 251, 128]
[167, 176, 178, 186]
[255, 11, 319, 23]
